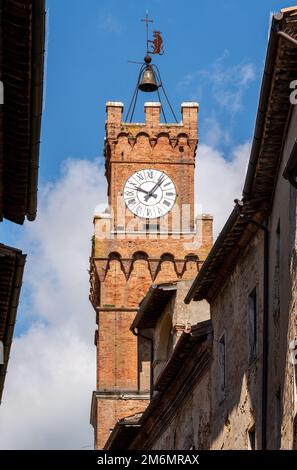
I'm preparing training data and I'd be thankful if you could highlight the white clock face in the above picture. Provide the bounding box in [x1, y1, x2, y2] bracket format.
[123, 169, 177, 219]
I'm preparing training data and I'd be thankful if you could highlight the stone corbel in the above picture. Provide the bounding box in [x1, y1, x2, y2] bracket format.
[148, 259, 161, 281]
[121, 258, 133, 280]
[187, 138, 198, 151]
[94, 259, 109, 282]
[128, 136, 136, 148]
[169, 137, 178, 148]
[117, 259, 127, 279]
[107, 140, 118, 154]
[149, 137, 157, 148]
[175, 260, 186, 278]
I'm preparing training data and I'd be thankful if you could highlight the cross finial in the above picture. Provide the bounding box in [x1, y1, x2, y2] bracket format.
[141, 11, 153, 55]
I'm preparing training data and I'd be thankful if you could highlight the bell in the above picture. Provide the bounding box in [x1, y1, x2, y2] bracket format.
[138, 66, 158, 92]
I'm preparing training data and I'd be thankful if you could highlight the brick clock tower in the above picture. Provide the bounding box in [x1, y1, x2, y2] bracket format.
[89, 100, 213, 449]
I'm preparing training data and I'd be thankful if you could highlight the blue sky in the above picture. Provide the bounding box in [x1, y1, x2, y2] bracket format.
[0, 0, 296, 450]
[41, 0, 271, 174]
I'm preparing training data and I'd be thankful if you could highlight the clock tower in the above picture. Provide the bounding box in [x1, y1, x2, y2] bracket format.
[89, 100, 213, 449]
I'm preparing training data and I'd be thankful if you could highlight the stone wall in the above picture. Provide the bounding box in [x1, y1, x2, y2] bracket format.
[152, 373, 211, 450]
[266, 103, 297, 449]
[209, 233, 263, 449]
[207, 104, 297, 449]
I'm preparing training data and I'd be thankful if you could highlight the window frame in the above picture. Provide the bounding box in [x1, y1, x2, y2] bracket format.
[218, 331, 226, 402]
[248, 288, 258, 363]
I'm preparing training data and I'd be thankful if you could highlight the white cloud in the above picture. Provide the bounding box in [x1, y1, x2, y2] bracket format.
[203, 117, 231, 148]
[0, 159, 107, 449]
[196, 142, 250, 238]
[178, 52, 256, 114]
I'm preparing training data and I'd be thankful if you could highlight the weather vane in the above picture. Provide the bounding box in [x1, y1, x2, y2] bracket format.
[141, 11, 164, 56]
[125, 12, 177, 124]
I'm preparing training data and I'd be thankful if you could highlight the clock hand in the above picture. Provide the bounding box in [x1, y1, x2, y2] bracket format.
[144, 176, 165, 202]
[136, 187, 157, 198]
[144, 181, 163, 202]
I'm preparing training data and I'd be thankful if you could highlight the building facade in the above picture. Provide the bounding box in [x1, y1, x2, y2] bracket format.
[185, 7, 297, 450]
[89, 101, 213, 449]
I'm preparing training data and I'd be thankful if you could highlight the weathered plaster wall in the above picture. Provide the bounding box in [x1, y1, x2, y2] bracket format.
[209, 232, 263, 449]
[153, 280, 210, 383]
[151, 372, 211, 450]
[266, 103, 297, 449]
[208, 104, 297, 450]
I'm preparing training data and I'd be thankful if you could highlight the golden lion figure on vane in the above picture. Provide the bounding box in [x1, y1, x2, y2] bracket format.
[148, 31, 164, 55]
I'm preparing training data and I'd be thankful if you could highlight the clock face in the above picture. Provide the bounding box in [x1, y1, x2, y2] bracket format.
[123, 169, 177, 219]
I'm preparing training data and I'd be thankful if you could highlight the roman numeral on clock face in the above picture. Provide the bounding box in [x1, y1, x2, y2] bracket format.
[146, 208, 153, 217]
[129, 182, 139, 190]
[127, 198, 136, 206]
[134, 205, 143, 216]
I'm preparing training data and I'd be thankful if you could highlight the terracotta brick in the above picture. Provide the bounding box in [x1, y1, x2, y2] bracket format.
[95, 397, 149, 450]
[89, 101, 213, 448]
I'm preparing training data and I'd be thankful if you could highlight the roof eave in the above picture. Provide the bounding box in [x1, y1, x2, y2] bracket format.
[184, 207, 240, 304]
[130, 283, 177, 331]
[242, 14, 281, 199]
[26, 0, 46, 222]
[154, 320, 213, 392]
[104, 421, 141, 450]
[0, 247, 26, 403]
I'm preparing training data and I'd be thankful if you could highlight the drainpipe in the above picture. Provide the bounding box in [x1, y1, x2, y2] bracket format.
[132, 327, 154, 399]
[237, 205, 269, 450]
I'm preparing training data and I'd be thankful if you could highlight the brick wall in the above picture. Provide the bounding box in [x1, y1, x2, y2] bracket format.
[90, 101, 213, 449]
[95, 396, 149, 450]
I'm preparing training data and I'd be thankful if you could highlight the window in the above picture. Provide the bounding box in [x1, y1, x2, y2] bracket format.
[137, 334, 152, 394]
[248, 425, 256, 450]
[219, 333, 226, 399]
[273, 221, 281, 318]
[248, 289, 258, 362]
